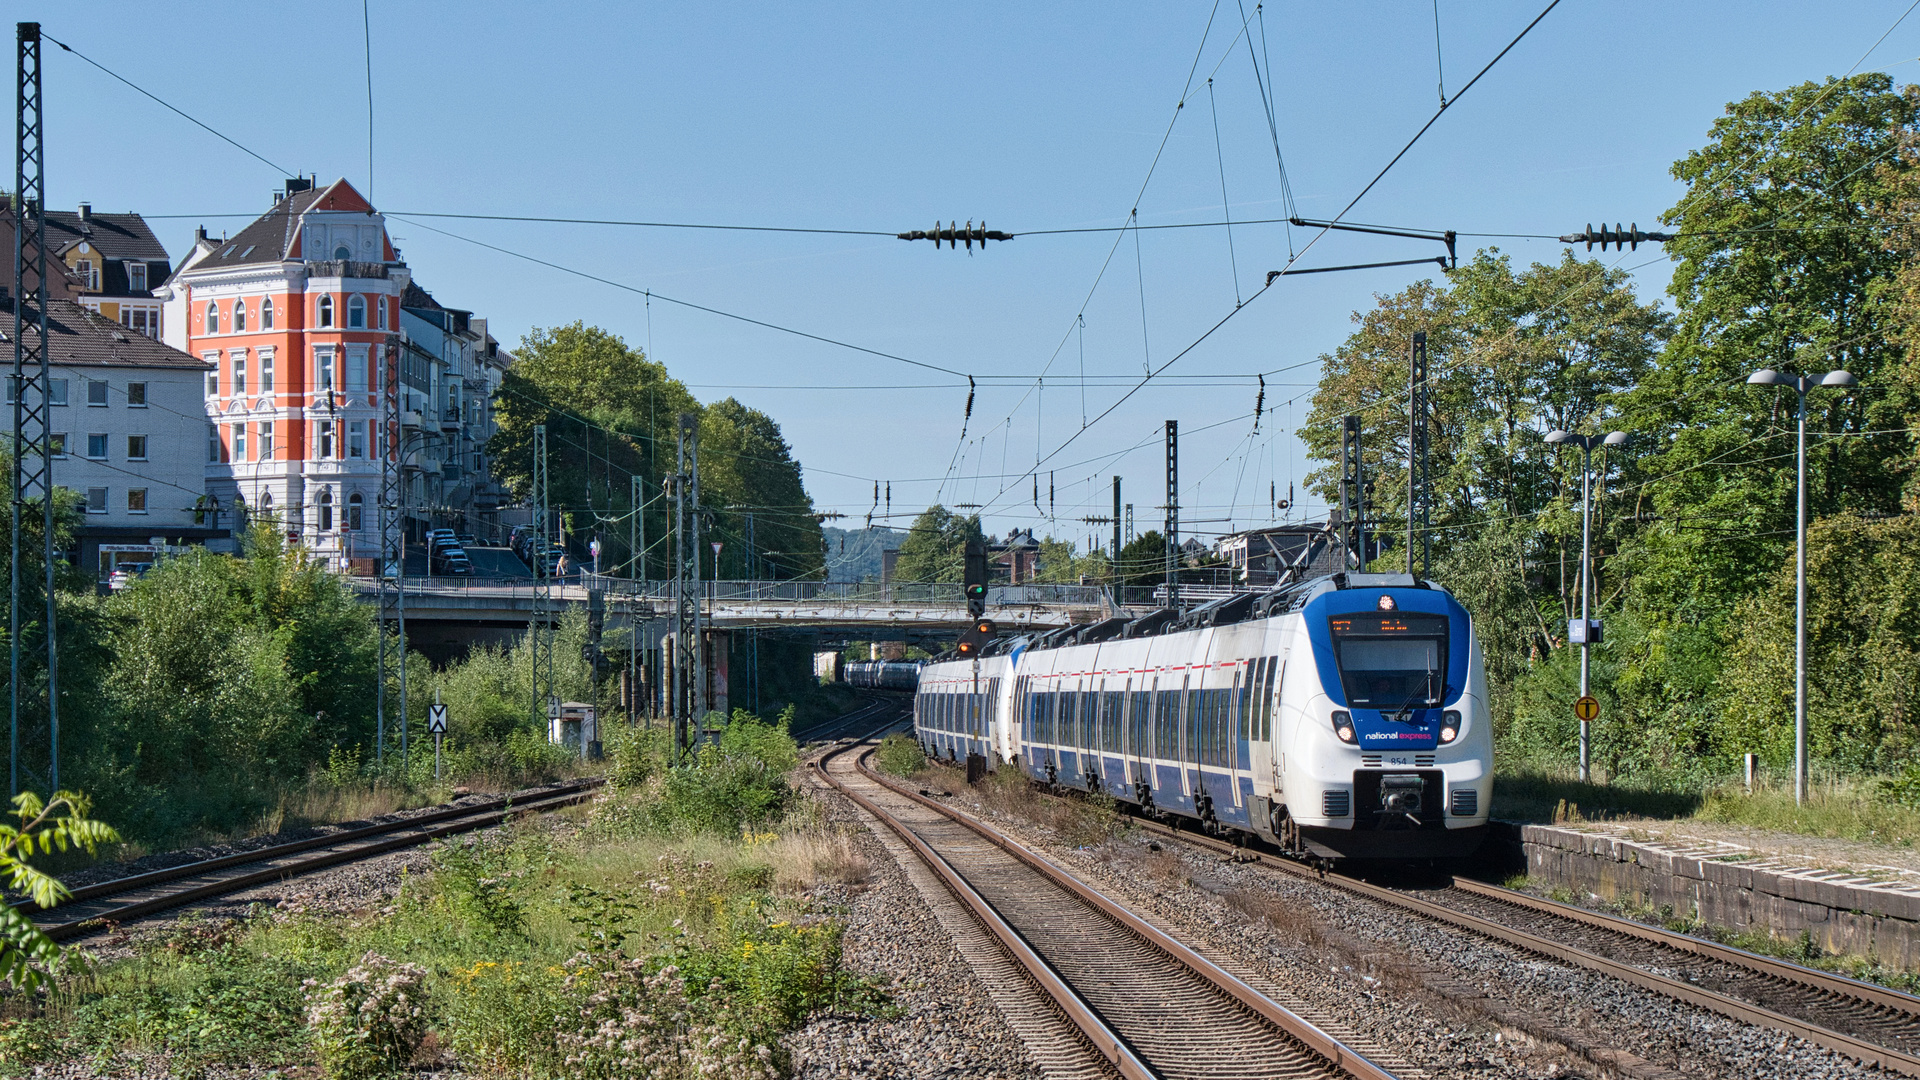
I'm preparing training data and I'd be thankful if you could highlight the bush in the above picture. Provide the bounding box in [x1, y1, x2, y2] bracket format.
[874, 733, 925, 777]
[302, 951, 430, 1080]
[430, 835, 529, 939]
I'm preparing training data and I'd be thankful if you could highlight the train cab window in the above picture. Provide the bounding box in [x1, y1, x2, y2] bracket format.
[1329, 612, 1448, 709]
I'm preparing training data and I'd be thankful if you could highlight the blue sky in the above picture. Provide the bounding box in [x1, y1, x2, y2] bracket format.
[39, 1, 1920, 546]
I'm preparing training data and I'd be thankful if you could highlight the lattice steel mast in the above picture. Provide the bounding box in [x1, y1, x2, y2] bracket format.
[531, 424, 553, 729]
[376, 335, 404, 765]
[11, 22, 55, 794]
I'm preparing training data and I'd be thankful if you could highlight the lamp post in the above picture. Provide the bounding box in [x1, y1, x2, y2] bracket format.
[1545, 428, 1629, 782]
[1746, 366, 1857, 805]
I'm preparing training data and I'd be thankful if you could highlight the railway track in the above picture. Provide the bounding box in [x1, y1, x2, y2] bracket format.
[1106, 807, 1920, 1077]
[38, 778, 603, 941]
[816, 737, 1398, 1080]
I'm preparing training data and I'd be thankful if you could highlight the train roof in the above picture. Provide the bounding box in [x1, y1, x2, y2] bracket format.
[926, 571, 1454, 664]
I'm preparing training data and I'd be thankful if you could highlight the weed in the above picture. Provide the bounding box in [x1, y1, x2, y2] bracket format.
[874, 734, 926, 777]
[429, 836, 528, 939]
[303, 951, 430, 1080]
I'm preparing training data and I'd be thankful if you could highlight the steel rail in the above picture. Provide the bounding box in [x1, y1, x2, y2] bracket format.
[1109, 811, 1920, 1077]
[818, 739, 1397, 1080]
[37, 779, 603, 941]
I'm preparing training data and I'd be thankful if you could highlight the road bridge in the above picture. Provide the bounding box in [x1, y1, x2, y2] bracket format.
[348, 575, 1120, 655]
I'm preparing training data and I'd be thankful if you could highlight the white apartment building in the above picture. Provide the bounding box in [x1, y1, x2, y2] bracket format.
[0, 299, 222, 577]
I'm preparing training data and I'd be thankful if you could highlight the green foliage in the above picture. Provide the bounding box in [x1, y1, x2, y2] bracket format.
[69, 920, 312, 1072]
[1112, 530, 1167, 587]
[874, 733, 927, 777]
[892, 505, 985, 583]
[590, 710, 799, 839]
[0, 792, 117, 994]
[430, 836, 530, 939]
[488, 323, 823, 581]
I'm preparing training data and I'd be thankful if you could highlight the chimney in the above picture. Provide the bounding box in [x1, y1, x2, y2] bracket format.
[283, 176, 313, 196]
[194, 226, 207, 242]
[76, 202, 91, 225]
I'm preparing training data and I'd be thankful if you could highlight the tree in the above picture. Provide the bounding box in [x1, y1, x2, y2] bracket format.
[697, 399, 825, 581]
[1113, 531, 1167, 588]
[893, 506, 984, 582]
[0, 791, 116, 992]
[1631, 74, 1919, 618]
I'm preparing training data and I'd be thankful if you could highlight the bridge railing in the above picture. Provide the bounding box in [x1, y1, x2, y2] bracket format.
[578, 575, 1115, 609]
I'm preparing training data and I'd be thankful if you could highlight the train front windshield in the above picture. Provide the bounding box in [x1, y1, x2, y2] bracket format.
[1329, 612, 1448, 709]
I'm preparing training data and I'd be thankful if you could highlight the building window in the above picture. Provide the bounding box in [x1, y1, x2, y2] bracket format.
[346, 346, 368, 391]
[122, 307, 158, 338]
[75, 259, 98, 291]
[334, 244, 351, 261]
[127, 435, 148, 461]
[316, 348, 335, 390]
[261, 297, 275, 329]
[318, 420, 335, 459]
[127, 263, 147, 292]
[86, 434, 108, 459]
[232, 424, 247, 461]
[259, 421, 274, 460]
[85, 487, 106, 514]
[232, 354, 247, 397]
[208, 424, 225, 463]
[86, 379, 108, 406]
[206, 300, 219, 334]
[317, 295, 333, 328]
[375, 295, 387, 329]
[348, 295, 366, 329]
[261, 351, 275, 393]
[49, 433, 65, 457]
[127, 382, 147, 407]
[232, 299, 247, 333]
[127, 488, 147, 514]
[347, 492, 363, 531]
[202, 356, 219, 397]
[348, 420, 366, 459]
[48, 379, 66, 407]
[317, 488, 333, 531]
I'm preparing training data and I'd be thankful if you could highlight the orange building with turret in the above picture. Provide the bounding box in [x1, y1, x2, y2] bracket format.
[160, 177, 409, 564]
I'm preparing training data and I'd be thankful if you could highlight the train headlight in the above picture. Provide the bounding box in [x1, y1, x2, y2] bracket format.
[1439, 710, 1462, 744]
[1331, 710, 1357, 744]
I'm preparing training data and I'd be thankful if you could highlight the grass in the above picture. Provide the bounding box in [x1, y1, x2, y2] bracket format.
[0, 713, 884, 1078]
[1494, 767, 1920, 849]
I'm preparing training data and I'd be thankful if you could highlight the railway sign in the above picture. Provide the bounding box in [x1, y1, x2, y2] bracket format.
[1574, 695, 1599, 722]
[428, 703, 449, 735]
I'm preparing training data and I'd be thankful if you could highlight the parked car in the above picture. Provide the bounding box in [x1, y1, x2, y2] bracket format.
[455, 532, 476, 547]
[439, 554, 474, 576]
[431, 544, 470, 572]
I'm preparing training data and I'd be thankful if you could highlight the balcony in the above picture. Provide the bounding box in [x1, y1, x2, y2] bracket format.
[439, 409, 462, 432]
[303, 259, 393, 280]
[400, 409, 424, 429]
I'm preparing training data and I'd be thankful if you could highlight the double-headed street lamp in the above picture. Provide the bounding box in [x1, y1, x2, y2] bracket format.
[1746, 366, 1857, 805]
[1545, 428, 1629, 782]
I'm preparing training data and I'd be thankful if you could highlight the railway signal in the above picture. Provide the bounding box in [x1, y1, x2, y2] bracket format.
[1559, 223, 1674, 252]
[956, 618, 997, 657]
[964, 539, 989, 617]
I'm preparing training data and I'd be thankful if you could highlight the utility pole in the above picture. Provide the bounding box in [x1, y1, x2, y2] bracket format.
[629, 472, 642, 727]
[1111, 476, 1122, 561]
[686, 413, 705, 744]
[376, 336, 403, 765]
[10, 22, 54, 794]
[671, 413, 701, 759]
[1164, 421, 1178, 610]
[1408, 332, 1430, 578]
[531, 424, 554, 735]
[1546, 428, 1629, 783]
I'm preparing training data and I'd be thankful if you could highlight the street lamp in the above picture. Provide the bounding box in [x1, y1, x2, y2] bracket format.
[1545, 427, 1629, 782]
[1746, 366, 1857, 805]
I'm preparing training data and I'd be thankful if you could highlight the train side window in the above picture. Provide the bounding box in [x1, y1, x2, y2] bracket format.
[1263, 657, 1280, 740]
[1236, 669, 1253, 746]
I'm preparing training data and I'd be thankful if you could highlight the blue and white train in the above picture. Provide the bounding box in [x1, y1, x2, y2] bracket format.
[912, 572, 1491, 860]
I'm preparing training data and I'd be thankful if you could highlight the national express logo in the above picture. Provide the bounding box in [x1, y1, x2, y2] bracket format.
[1363, 731, 1429, 742]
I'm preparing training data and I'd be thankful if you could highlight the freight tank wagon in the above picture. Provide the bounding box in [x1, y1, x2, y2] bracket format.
[912, 572, 1491, 860]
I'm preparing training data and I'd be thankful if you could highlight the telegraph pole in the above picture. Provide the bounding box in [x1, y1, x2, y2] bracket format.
[1340, 416, 1365, 569]
[629, 472, 642, 726]
[686, 414, 705, 744]
[10, 22, 54, 794]
[1111, 476, 1122, 561]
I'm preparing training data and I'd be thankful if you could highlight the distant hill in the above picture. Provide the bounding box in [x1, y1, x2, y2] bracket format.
[822, 526, 906, 582]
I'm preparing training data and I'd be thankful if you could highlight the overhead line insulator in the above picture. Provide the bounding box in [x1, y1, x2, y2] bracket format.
[1558, 222, 1675, 251]
[897, 219, 1014, 249]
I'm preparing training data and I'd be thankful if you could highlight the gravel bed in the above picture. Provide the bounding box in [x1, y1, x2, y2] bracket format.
[783, 773, 1056, 1079]
[928, 771, 1894, 1080]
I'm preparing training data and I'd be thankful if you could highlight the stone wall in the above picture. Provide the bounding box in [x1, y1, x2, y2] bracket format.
[1490, 822, 1920, 968]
